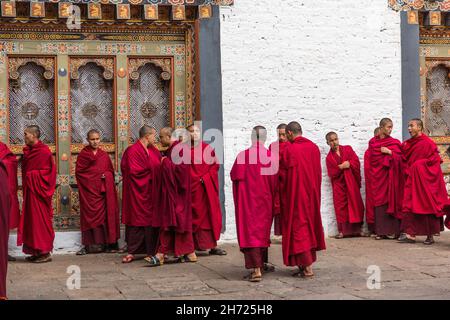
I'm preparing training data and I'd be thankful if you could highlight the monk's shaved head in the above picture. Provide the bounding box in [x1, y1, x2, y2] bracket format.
[87, 129, 100, 139]
[161, 127, 174, 137]
[139, 125, 156, 139]
[325, 131, 338, 142]
[25, 125, 41, 139]
[379, 118, 393, 128]
[251, 125, 267, 143]
[277, 123, 287, 130]
[374, 127, 381, 136]
[410, 118, 424, 130]
[286, 121, 302, 135]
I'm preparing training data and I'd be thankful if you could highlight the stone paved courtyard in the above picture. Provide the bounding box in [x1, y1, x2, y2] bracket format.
[6, 233, 450, 300]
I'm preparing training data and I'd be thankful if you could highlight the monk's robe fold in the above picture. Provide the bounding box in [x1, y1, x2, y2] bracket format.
[76, 146, 120, 244]
[363, 149, 375, 229]
[190, 142, 222, 244]
[0, 160, 10, 298]
[281, 136, 326, 267]
[368, 136, 404, 219]
[121, 142, 160, 227]
[326, 145, 364, 228]
[153, 141, 192, 233]
[231, 142, 276, 250]
[0, 142, 20, 229]
[18, 141, 56, 254]
[402, 134, 448, 217]
[269, 141, 289, 235]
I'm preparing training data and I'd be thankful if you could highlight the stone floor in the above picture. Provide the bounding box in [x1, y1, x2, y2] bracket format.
[6, 233, 450, 300]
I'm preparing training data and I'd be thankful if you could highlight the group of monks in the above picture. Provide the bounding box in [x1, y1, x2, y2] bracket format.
[232, 118, 450, 282]
[0, 124, 226, 299]
[0, 117, 450, 298]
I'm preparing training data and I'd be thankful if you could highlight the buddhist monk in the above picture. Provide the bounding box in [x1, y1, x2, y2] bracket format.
[269, 123, 288, 240]
[187, 124, 226, 256]
[18, 125, 56, 263]
[325, 132, 365, 238]
[281, 121, 326, 278]
[0, 141, 20, 261]
[367, 118, 404, 240]
[146, 127, 197, 266]
[0, 160, 10, 300]
[75, 129, 120, 255]
[121, 125, 161, 263]
[231, 126, 276, 282]
[399, 119, 449, 245]
[364, 127, 381, 236]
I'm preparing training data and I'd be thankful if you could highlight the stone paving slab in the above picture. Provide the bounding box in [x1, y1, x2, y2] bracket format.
[6, 233, 450, 300]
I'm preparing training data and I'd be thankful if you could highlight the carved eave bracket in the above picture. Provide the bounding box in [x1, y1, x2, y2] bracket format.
[129, 58, 172, 81]
[9, 57, 55, 80]
[70, 57, 114, 80]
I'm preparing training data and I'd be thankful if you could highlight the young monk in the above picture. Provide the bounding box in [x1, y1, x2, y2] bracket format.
[76, 129, 120, 255]
[121, 126, 161, 263]
[18, 125, 56, 263]
[231, 126, 276, 282]
[187, 124, 226, 256]
[0, 160, 10, 299]
[399, 119, 449, 245]
[146, 127, 197, 266]
[269, 123, 289, 241]
[367, 118, 404, 240]
[364, 127, 381, 236]
[325, 132, 365, 238]
[281, 121, 326, 278]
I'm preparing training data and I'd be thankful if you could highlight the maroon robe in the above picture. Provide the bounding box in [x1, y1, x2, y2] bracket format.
[326, 145, 364, 236]
[281, 136, 326, 267]
[121, 142, 161, 255]
[368, 136, 404, 236]
[18, 141, 56, 255]
[0, 142, 20, 229]
[0, 160, 10, 298]
[364, 149, 375, 232]
[190, 141, 222, 250]
[231, 142, 276, 268]
[269, 140, 289, 236]
[402, 134, 448, 236]
[76, 146, 120, 246]
[154, 141, 194, 256]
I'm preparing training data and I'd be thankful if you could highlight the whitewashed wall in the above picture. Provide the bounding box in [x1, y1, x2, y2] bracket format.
[220, 0, 403, 240]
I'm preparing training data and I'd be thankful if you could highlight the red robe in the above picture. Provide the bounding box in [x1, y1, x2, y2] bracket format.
[18, 141, 56, 254]
[231, 142, 276, 249]
[153, 141, 192, 233]
[281, 136, 326, 266]
[76, 146, 120, 244]
[402, 134, 448, 217]
[368, 136, 404, 219]
[0, 142, 20, 229]
[190, 142, 222, 242]
[363, 149, 375, 227]
[269, 141, 289, 217]
[326, 145, 364, 225]
[0, 160, 10, 298]
[121, 142, 161, 227]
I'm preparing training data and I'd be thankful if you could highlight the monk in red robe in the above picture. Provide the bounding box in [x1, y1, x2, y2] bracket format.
[121, 126, 161, 263]
[231, 126, 276, 282]
[146, 127, 196, 266]
[75, 129, 120, 255]
[187, 124, 226, 256]
[0, 160, 10, 299]
[364, 127, 380, 236]
[325, 132, 365, 238]
[18, 125, 56, 263]
[399, 119, 449, 245]
[367, 118, 404, 240]
[0, 142, 20, 261]
[269, 123, 288, 239]
[281, 121, 326, 278]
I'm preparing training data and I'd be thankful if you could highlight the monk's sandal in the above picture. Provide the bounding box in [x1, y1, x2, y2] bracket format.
[145, 256, 163, 267]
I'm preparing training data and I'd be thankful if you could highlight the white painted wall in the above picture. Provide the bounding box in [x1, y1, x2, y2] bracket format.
[219, 1, 403, 239]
